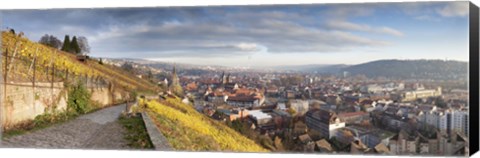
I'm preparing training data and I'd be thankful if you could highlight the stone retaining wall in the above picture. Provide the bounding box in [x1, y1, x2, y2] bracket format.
[1, 82, 129, 130]
[1, 82, 67, 130]
[141, 112, 173, 151]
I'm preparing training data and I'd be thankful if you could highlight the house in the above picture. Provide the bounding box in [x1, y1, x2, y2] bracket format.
[286, 90, 295, 99]
[388, 130, 418, 155]
[298, 134, 313, 144]
[341, 125, 395, 149]
[224, 83, 239, 91]
[248, 110, 272, 126]
[401, 87, 442, 102]
[227, 109, 250, 121]
[337, 111, 369, 125]
[266, 86, 279, 96]
[350, 140, 374, 154]
[334, 128, 356, 145]
[185, 82, 198, 92]
[374, 143, 390, 154]
[362, 104, 375, 112]
[276, 102, 287, 110]
[272, 110, 292, 127]
[298, 134, 315, 152]
[206, 91, 228, 105]
[293, 122, 308, 136]
[76, 54, 89, 62]
[326, 95, 342, 105]
[289, 99, 309, 115]
[305, 109, 345, 138]
[315, 139, 334, 152]
[226, 95, 262, 108]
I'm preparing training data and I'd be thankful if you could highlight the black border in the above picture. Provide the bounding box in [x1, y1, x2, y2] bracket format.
[469, 1, 479, 156]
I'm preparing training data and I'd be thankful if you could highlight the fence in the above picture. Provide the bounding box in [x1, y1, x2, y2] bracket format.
[1, 40, 109, 90]
[0, 38, 110, 129]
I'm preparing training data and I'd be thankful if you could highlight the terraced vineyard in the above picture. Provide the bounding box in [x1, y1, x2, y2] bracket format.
[146, 97, 269, 152]
[1, 31, 158, 92]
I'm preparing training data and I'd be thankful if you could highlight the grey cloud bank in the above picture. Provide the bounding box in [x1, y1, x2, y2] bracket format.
[0, 1, 469, 66]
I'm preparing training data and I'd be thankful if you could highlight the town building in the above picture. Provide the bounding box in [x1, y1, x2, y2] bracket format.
[305, 109, 345, 138]
[337, 111, 369, 125]
[400, 87, 442, 102]
[290, 99, 309, 115]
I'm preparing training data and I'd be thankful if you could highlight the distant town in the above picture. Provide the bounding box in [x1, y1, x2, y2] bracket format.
[103, 58, 470, 156]
[1, 2, 472, 156]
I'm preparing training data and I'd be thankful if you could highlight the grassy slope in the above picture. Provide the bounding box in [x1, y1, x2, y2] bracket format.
[1, 31, 158, 93]
[146, 97, 269, 152]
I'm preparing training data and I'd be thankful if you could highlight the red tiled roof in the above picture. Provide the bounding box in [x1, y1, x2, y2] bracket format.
[227, 95, 257, 102]
[338, 111, 368, 118]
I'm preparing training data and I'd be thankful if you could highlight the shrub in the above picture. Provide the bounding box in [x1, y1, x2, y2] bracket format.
[67, 82, 91, 114]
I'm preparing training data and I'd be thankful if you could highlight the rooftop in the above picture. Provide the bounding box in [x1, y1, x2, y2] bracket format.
[249, 110, 272, 120]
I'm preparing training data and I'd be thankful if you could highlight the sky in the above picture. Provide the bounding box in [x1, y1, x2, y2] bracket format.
[0, 1, 470, 67]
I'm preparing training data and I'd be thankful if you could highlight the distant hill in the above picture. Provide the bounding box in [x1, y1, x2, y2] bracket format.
[341, 59, 468, 80]
[107, 57, 468, 80]
[273, 64, 348, 73]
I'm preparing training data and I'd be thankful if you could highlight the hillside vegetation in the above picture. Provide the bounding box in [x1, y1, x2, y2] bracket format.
[145, 97, 268, 152]
[342, 59, 468, 80]
[1, 31, 158, 93]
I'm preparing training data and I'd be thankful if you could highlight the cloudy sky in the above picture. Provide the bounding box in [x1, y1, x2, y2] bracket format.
[0, 1, 470, 67]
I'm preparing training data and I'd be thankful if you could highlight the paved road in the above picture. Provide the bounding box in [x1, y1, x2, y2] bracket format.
[0, 104, 130, 150]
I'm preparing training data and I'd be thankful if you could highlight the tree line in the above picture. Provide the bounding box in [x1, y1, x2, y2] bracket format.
[38, 34, 90, 55]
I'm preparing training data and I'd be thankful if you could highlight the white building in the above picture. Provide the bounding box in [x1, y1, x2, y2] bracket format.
[419, 108, 469, 137]
[290, 99, 309, 115]
[248, 110, 272, 125]
[305, 109, 345, 138]
[452, 109, 469, 136]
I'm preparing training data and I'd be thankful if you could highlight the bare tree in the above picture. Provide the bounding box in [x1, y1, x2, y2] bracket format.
[39, 34, 63, 49]
[77, 36, 91, 54]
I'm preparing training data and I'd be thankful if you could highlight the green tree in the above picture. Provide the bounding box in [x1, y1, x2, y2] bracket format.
[61, 35, 71, 52]
[70, 36, 81, 54]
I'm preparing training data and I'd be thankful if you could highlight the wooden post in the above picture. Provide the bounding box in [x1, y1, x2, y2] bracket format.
[1, 48, 8, 133]
[52, 64, 55, 89]
[8, 41, 19, 73]
[50, 50, 55, 111]
[4, 48, 8, 97]
[29, 47, 38, 83]
[33, 53, 36, 88]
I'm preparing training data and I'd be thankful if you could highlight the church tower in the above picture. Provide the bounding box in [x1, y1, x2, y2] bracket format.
[169, 64, 183, 97]
[221, 71, 227, 85]
[226, 73, 231, 84]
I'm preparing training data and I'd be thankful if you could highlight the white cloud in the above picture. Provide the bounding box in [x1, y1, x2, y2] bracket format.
[378, 27, 404, 37]
[234, 43, 263, 52]
[326, 20, 404, 37]
[436, 2, 469, 17]
[414, 15, 441, 22]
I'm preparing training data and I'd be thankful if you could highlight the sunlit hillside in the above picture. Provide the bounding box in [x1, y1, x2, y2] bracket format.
[145, 97, 269, 152]
[1, 31, 159, 93]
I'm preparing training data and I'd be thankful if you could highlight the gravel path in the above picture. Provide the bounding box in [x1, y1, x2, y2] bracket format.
[0, 104, 130, 150]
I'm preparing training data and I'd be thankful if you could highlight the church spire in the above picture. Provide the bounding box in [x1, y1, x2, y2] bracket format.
[169, 63, 183, 97]
[172, 63, 177, 76]
[226, 73, 231, 84]
[221, 71, 226, 84]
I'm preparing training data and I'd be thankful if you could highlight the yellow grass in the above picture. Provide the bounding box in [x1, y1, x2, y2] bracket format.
[146, 98, 269, 152]
[1, 31, 158, 92]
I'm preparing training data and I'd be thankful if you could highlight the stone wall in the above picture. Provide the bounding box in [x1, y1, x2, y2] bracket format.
[1, 82, 67, 130]
[1, 82, 130, 130]
[89, 87, 130, 107]
[89, 88, 113, 106]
